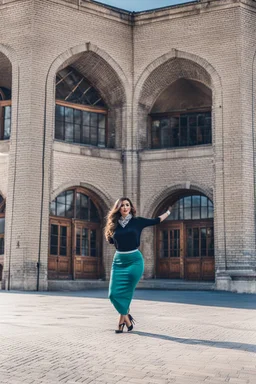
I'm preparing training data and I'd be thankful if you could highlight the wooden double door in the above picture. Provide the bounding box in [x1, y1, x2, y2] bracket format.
[48, 218, 102, 280]
[156, 220, 214, 281]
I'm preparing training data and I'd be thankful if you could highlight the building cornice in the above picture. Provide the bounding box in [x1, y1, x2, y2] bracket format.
[0, 0, 255, 25]
[59, 0, 256, 25]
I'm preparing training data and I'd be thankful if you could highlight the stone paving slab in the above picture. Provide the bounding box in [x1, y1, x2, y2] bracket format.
[0, 290, 255, 384]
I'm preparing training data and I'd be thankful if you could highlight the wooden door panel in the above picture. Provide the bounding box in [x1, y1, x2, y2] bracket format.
[157, 260, 170, 278]
[59, 258, 71, 273]
[156, 224, 183, 279]
[169, 258, 180, 278]
[185, 259, 201, 280]
[202, 258, 215, 281]
[73, 222, 101, 279]
[48, 219, 72, 279]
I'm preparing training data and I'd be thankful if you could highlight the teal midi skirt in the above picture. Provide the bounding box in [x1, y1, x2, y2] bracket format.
[108, 249, 144, 315]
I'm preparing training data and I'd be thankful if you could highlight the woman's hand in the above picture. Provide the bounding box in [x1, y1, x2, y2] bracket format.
[159, 207, 172, 222]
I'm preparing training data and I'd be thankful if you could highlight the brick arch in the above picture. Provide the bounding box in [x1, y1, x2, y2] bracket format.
[45, 43, 129, 152]
[47, 42, 128, 107]
[51, 181, 113, 215]
[134, 49, 222, 149]
[143, 181, 213, 219]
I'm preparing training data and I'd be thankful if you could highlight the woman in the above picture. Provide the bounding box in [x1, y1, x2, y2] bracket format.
[105, 197, 171, 333]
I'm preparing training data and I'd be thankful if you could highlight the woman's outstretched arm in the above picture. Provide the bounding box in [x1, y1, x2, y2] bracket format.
[158, 207, 172, 222]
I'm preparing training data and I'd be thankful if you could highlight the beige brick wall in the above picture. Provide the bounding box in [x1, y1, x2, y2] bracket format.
[0, 0, 255, 291]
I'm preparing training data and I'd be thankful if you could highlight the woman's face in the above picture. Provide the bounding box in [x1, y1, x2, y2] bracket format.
[119, 200, 131, 217]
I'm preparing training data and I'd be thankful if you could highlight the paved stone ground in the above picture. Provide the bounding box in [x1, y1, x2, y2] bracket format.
[0, 289, 255, 384]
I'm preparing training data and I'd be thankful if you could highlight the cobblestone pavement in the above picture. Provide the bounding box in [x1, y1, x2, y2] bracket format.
[0, 289, 255, 384]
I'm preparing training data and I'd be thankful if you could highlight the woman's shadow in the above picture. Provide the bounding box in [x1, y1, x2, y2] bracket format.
[131, 331, 256, 353]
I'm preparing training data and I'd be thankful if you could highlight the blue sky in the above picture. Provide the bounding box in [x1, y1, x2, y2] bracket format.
[95, 0, 193, 12]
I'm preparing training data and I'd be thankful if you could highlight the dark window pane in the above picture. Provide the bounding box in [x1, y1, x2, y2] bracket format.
[179, 200, 184, 220]
[201, 206, 208, 219]
[76, 228, 81, 255]
[0, 218, 5, 234]
[201, 196, 208, 207]
[193, 228, 199, 257]
[173, 229, 180, 257]
[184, 208, 191, 220]
[192, 195, 200, 208]
[66, 191, 74, 218]
[184, 197, 191, 208]
[59, 247, 67, 256]
[51, 224, 58, 236]
[192, 208, 200, 220]
[65, 107, 73, 123]
[151, 112, 211, 149]
[152, 120, 160, 148]
[50, 225, 58, 255]
[208, 205, 214, 218]
[90, 201, 100, 222]
[50, 245, 58, 255]
[74, 124, 81, 143]
[90, 230, 96, 257]
[74, 109, 81, 124]
[98, 114, 105, 129]
[187, 228, 193, 257]
[189, 115, 197, 127]
[4, 105, 11, 119]
[91, 126, 97, 146]
[83, 111, 90, 126]
[4, 118, 11, 139]
[76, 193, 88, 220]
[82, 126, 90, 144]
[98, 129, 105, 147]
[163, 230, 168, 258]
[65, 123, 73, 142]
[57, 203, 65, 216]
[201, 228, 207, 257]
[170, 195, 214, 221]
[57, 193, 65, 205]
[56, 105, 65, 120]
[0, 238, 4, 255]
[91, 113, 98, 127]
[55, 121, 64, 140]
[81, 228, 88, 256]
[189, 126, 197, 146]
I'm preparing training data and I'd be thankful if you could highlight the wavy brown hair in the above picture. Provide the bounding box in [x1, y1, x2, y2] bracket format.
[104, 197, 136, 241]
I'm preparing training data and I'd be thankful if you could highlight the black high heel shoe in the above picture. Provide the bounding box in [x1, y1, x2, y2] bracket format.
[115, 323, 125, 334]
[128, 314, 136, 325]
[126, 314, 136, 332]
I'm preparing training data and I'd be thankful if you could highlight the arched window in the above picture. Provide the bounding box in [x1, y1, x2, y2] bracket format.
[150, 79, 212, 149]
[55, 67, 107, 148]
[0, 195, 5, 256]
[0, 87, 11, 141]
[168, 195, 213, 221]
[49, 188, 102, 280]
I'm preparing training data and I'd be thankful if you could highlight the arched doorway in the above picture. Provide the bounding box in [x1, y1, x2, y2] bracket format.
[49, 187, 103, 280]
[156, 193, 214, 281]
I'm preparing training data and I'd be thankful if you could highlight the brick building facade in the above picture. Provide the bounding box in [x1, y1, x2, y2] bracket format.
[0, 0, 256, 293]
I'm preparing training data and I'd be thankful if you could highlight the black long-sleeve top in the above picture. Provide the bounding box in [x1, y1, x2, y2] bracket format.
[108, 216, 161, 252]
